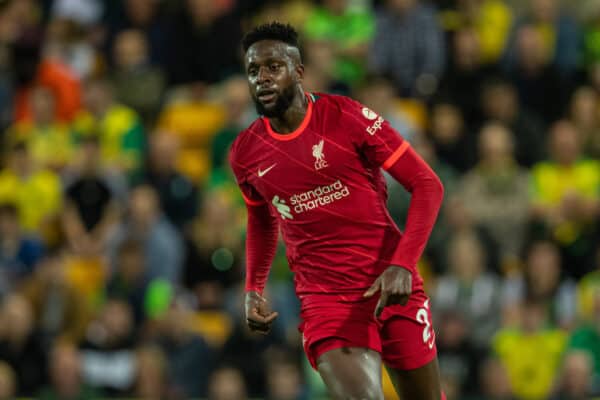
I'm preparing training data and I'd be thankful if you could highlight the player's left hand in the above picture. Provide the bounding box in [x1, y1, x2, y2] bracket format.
[363, 266, 412, 318]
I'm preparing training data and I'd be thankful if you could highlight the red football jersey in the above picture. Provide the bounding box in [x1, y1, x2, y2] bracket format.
[230, 93, 425, 299]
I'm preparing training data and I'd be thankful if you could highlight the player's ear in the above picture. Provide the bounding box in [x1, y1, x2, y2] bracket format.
[294, 64, 305, 83]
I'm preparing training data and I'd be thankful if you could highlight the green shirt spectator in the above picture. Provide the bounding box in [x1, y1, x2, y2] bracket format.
[569, 324, 600, 385]
[304, 1, 374, 85]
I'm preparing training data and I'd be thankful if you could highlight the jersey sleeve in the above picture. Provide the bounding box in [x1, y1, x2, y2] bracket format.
[229, 136, 266, 206]
[337, 96, 410, 170]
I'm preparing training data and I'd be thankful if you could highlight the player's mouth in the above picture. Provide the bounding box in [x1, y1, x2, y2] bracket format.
[257, 89, 277, 105]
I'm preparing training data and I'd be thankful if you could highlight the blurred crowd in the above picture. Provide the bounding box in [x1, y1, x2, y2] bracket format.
[0, 0, 600, 399]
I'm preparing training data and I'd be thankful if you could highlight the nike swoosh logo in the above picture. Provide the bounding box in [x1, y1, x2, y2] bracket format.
[258, 164, 276, 177]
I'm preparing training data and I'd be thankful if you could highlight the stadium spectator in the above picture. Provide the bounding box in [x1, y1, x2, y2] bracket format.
[265, 349, 305, 400]
[7, 0, 82, 124]
[183, 190, 244, 300]
[5, 85, 75, 172]
[477, 357, 517, 400]
[551, 350, 596, 399]
[569, 86, 600, 158]
[303, 0, 374, 86]
[503, 240, 577, 329]
[107, 185, 183, 284]
[50, 0, 103, 28]
[207, 366, 249, 400]
[0, 203, 44, 296]
[72, 77, 145, 178]
[438, 27, 492, 125]
[157, 84, 227, 183]
[505, 24, 568, 124]
[43, 18, 99, 80]
[479, 77, 546, 167]
[493, 300, 567, 400]
[0, 361, 16, 400]
[459, 123, 530, 267]
[428, 101, 477, 172]
[435, 310, 482, 397]
[104, 0, 168, 66]
[504, 0, 581, 76]
[38, 341, 98, 400]
[433, 233, 503, 348]
[156, 300, 216, 398]
[369, 0, 445, 97]
[429, 193, 500, 275]
[21, 251, 91, 347]
[210, 76, 257, 175]
[568, 289, 600, 391]
[139, 132, 198, 230]
[61, 135, 122, 257]
[79, 299, 136, 396]
[446, 0, 513, 64]
[131, 345, 168, 400]
[301, 39, 351, 96]
[0, 294, 46, 396]
[111, 29, 166, 126]
[0, 142, 62, 238]
[165, 0, 242, 85]
[104, 239, 149, 326]
[530, 120, 600, 278]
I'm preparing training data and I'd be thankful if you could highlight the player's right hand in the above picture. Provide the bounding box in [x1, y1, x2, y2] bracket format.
[245, 291, 278, 334]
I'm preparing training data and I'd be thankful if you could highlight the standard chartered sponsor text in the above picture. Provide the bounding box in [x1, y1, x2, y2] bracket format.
[290, 180, 350, 213]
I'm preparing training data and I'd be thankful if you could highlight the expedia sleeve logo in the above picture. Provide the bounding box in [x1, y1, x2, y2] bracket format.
[362, 107, 384, 136]
[362, 107, 378, 120]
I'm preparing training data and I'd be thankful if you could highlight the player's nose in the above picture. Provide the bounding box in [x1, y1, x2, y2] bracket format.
[257, 67, 273, 85]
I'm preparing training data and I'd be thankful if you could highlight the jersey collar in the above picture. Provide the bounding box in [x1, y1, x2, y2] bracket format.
[263, 92, 313, 141]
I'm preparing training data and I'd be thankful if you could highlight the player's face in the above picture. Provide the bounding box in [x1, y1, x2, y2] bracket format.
[245, 40, 301, 118]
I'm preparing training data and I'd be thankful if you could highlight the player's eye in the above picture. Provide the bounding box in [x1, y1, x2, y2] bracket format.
[270, 63, 280, 71]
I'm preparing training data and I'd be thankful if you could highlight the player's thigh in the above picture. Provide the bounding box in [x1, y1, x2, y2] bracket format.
[386, 358, 442, 400]
[379, 291, 442, 399]
[316, 345, 384, 400]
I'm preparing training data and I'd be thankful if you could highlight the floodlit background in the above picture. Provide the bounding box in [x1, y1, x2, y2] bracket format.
[0, 0, 599, 399]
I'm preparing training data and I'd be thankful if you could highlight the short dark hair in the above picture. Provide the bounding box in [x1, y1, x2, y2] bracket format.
[242, 22, 300, 53]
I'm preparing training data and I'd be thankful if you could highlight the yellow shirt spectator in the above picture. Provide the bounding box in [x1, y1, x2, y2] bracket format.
[440, 0, 513, 63]
[476, 0, 513, 63]
[73, 104, 145, 176]
[531, 159, 600, 205]
[494, 327, 567, 400]
[531, 159, 600, 243]
[6, 122, 75, 171]
[158, 99, 226, 183]
[0, 167, 62, 234]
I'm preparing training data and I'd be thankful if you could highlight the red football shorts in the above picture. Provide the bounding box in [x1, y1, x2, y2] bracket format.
[298, 290, 437, 371]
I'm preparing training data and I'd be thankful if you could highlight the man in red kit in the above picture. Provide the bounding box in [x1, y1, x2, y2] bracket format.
[230, 22, 445, 399]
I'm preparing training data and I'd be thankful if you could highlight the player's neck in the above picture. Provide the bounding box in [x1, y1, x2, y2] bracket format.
[268, 90, 308, 134]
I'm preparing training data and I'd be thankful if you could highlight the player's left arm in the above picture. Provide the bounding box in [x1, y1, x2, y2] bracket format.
[339, 97, 444, 316]
[364, 145, 444, 316]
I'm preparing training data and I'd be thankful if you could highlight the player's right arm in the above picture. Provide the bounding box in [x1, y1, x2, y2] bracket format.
[244, 202, 279, 333]
[229, 138, 279, 334]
